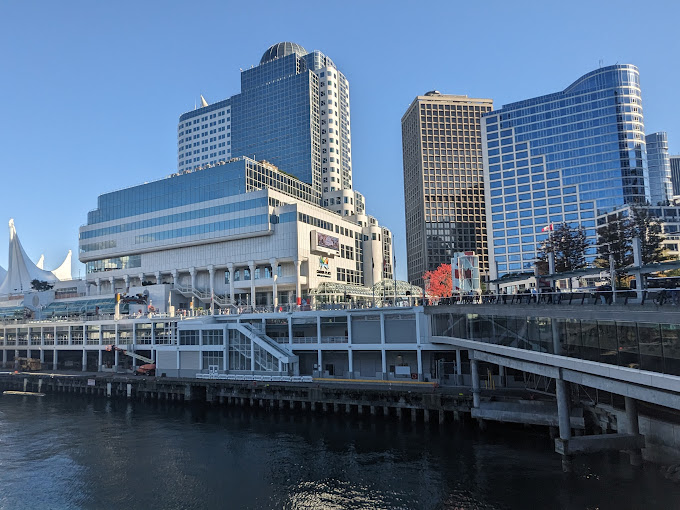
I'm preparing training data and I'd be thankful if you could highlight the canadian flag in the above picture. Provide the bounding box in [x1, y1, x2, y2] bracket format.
[541, 223, 554, 232]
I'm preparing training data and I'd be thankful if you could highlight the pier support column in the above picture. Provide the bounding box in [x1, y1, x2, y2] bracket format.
[333, 403, 339, 413]
[383, 406, 389, 416]
[82, 350, 87, 372]
[127, 384, 132, 398]
[470, 356, 480, 409]
[311, 402, 316, 412]
[2, 350, 6, 367]
[184, 384, 192, 402]
[456, 349, 462, 385]
[370, 406, 376, 416]
[498, 366, 506, 388]
[555, 376, 573, 472]
[40, 349, 45, 364]
[396, 407, 402, 419]
[625, 397, 643, 466]
[345, 404, 351, 414]
[439, 410, 445, 425]
[106, 382, 112, 397]
[322, 403, 328, 412]
[53, 349, 58, 371]
[411, 408, 417, 422]
[98, 350, 102, 372]
[289, 400, 295, 410]
[424, 409, 430, 423]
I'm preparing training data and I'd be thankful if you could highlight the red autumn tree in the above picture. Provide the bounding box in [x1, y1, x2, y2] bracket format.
[423, 264, 452, 303]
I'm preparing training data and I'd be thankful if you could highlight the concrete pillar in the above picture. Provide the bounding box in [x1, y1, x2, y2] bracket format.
[456, 349, 463, 385]
[248, 261, 256, 308]
[184, 384, 192, 401]
[370, 406, 376, 416]
[82, 350, 87, 372]
[114, 349, 119, 371]
[345, 403, 351, 413]
[348, 348, 353, 377]
[555, 376, 573, 472]
[109, 277, 115, 295]
[625, 397, 643, 466]
[396, 407, 402, 419]
[470, 356, 480, 409]
[53, 349, 58, 370]
[381, 350, 387, 380]
[317, 350, 322, 375]
[208, 265, 215, 314]
[424, 409, 430, 423]
[439, 410, 445, 424]
[383, 406, 389, 416]
[98, 350, 102, 371]
[40, 349, 45, 364]
[106, 382, 112, 397]
[270, 258, 278, 308]
[127, 383, 132, 398]
[96, 278, 101, 296]
[294, 260, 301, 306]
[416, 348, 423, 381]
[411, 408, 417, 422]
[333, 403, 339, 412]
[498, 365, 506, 388]
[357, 404, 363, 415]
[227, 263, 234, 304]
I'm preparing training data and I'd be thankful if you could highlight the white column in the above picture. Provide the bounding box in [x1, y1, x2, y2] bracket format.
[270, 258, 278, 309]
[98, 349, 102, 371]
[138, 273, 144, 287]
[381, 349, 386, 378]
[294, 259, 301, 306]
[250, 338, 255, 372]
[96, 278, 101, 296]
[189, 268, 197, 312]
[288, 317, 293, 345]
[82, 349, 87, 372]
[124, 275, 130, 293]
[53, 349, 58, 370]
[348, 348, 353, 377]
[155, 271, 161, 285]
[317, 316, 322, 344]
[248, 261, 256, 308]
[227, 263, 234, 303]
[108, 277, 115, 294]
[208, 265, 215, 314]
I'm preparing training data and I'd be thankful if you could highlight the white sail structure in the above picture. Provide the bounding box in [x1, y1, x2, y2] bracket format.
[0, 219, 58, 295]
[51, 250, 72, 281]
[36, 254, 45, 269]
[0, 265, 6, 285]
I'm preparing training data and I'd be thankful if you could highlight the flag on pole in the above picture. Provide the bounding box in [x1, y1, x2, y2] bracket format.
[541, 223, 554, 232]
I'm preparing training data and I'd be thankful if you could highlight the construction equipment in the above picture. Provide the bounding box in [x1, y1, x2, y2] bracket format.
[106, 345, 155, 376]
[15, 357, 42, 371]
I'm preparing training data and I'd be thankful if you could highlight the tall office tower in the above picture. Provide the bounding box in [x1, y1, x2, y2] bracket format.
[177, 42, 356, 217]
[482, 65, 649, 279]
[670, 156, 680, 197]
[646, 132, 673, 204]
[401, 92, 493, 287]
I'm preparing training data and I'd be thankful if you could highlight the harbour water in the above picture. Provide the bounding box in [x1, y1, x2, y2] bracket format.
[1, 395, 679, 509]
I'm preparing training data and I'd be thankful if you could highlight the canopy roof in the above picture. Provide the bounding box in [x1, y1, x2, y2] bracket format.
[0, 219, 58, 295]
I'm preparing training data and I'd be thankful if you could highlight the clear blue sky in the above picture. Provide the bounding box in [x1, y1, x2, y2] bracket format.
[1, 0, 678, 279]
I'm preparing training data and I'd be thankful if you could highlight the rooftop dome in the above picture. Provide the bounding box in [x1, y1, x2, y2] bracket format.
[260, 42, 308, 64]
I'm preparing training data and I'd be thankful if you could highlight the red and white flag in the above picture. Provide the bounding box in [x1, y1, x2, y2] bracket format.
[541, 223, 554, 232]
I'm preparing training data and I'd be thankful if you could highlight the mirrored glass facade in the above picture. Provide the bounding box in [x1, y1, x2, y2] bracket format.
[483, 65, 649, 278]
[645, 132, 673, 205]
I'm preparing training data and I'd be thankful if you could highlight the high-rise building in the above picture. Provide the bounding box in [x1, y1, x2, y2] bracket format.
[645, 132, 673, 204]
[177, 42, 355, 217]
[401, 92, 493, 287]
[482, 65, 649, 279]
[671, 156, 680, 197]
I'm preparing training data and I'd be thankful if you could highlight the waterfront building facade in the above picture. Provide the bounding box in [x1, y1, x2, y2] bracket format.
[401, 92, 493, 287]
[178, 42, 355, 217]
[671, 156, 680, 197]
[482, 65, 649, 279]
[645, 132, 673, 205]
[79, 157, 396, 309]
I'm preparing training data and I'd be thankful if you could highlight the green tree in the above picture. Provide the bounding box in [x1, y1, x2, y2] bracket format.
[30, 279, 53, 292]
[630, 206, 668, 265]
[595, 214, 632, 275]
[537, 223, 589, 274]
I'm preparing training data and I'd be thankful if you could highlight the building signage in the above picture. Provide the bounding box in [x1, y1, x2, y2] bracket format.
[317, 256, 331, 278]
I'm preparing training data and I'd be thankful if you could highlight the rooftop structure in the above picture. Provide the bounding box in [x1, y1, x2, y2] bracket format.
[645, 132, 673, 205]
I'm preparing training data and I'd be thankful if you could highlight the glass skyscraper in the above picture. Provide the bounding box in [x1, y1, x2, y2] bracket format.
[178, 42, 356, 217]
[672, 156, 680, 197]
[645, 132, 672, 205]
[482, 65, 649, 279]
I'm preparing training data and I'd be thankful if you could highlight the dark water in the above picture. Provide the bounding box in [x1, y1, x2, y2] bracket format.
[1, 396, 679, 510]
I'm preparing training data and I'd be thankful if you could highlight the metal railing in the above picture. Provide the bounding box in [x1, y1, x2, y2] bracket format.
[432, 289, 680, 307]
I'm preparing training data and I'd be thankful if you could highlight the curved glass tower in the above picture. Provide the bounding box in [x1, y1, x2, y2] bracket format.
[482, 64, 649, 278]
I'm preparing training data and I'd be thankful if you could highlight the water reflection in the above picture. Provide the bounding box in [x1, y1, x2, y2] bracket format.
[0, 395, 679, 509]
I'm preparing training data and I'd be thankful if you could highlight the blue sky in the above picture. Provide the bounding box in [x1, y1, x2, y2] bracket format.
[1, 0, 678, 280]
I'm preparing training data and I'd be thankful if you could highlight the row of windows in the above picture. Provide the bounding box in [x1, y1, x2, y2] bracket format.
[134, 214, 269, 244]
